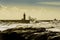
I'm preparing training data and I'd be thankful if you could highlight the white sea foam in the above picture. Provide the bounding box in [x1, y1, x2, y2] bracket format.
[0, 22, 60, 32]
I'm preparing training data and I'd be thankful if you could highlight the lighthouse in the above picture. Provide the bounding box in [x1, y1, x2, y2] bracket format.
[23, 13, 26, 20]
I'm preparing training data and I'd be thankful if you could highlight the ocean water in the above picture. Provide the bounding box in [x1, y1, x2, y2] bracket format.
[0, 22, 60, 32]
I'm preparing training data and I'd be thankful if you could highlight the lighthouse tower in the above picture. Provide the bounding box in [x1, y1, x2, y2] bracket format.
[23, 13, 26, 20]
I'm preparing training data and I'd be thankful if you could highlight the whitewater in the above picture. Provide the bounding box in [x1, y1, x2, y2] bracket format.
[0, 22, 60, 32]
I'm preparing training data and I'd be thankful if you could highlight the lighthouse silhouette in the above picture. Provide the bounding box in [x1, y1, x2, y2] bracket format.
[23, 13, 26, 20]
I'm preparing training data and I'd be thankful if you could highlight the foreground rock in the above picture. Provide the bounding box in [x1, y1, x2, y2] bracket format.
[0, 28, 60, 40]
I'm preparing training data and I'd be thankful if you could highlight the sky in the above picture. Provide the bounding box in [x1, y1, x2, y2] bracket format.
[0, 0, 60, 20]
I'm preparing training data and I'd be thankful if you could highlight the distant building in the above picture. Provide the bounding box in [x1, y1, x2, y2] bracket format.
[23, 13, 26, 20]
[0, 13, 60, 24]
[1, 13, 30, 23]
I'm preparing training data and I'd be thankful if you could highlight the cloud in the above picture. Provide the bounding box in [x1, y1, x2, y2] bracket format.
[37, 2, 60, 6]
[1, 0, 60, 7]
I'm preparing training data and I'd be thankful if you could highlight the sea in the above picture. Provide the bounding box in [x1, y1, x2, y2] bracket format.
[0, 22, 60, 32]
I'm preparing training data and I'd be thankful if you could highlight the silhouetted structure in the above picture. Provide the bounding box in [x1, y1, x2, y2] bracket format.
[23, 13, 26, 20]
[0, 13, 30, 23]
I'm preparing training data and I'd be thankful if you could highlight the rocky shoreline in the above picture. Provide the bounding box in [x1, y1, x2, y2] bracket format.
[0, 28, 60, 40]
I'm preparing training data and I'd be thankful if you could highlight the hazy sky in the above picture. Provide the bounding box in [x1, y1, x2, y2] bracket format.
[0, 0, 60, 20]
